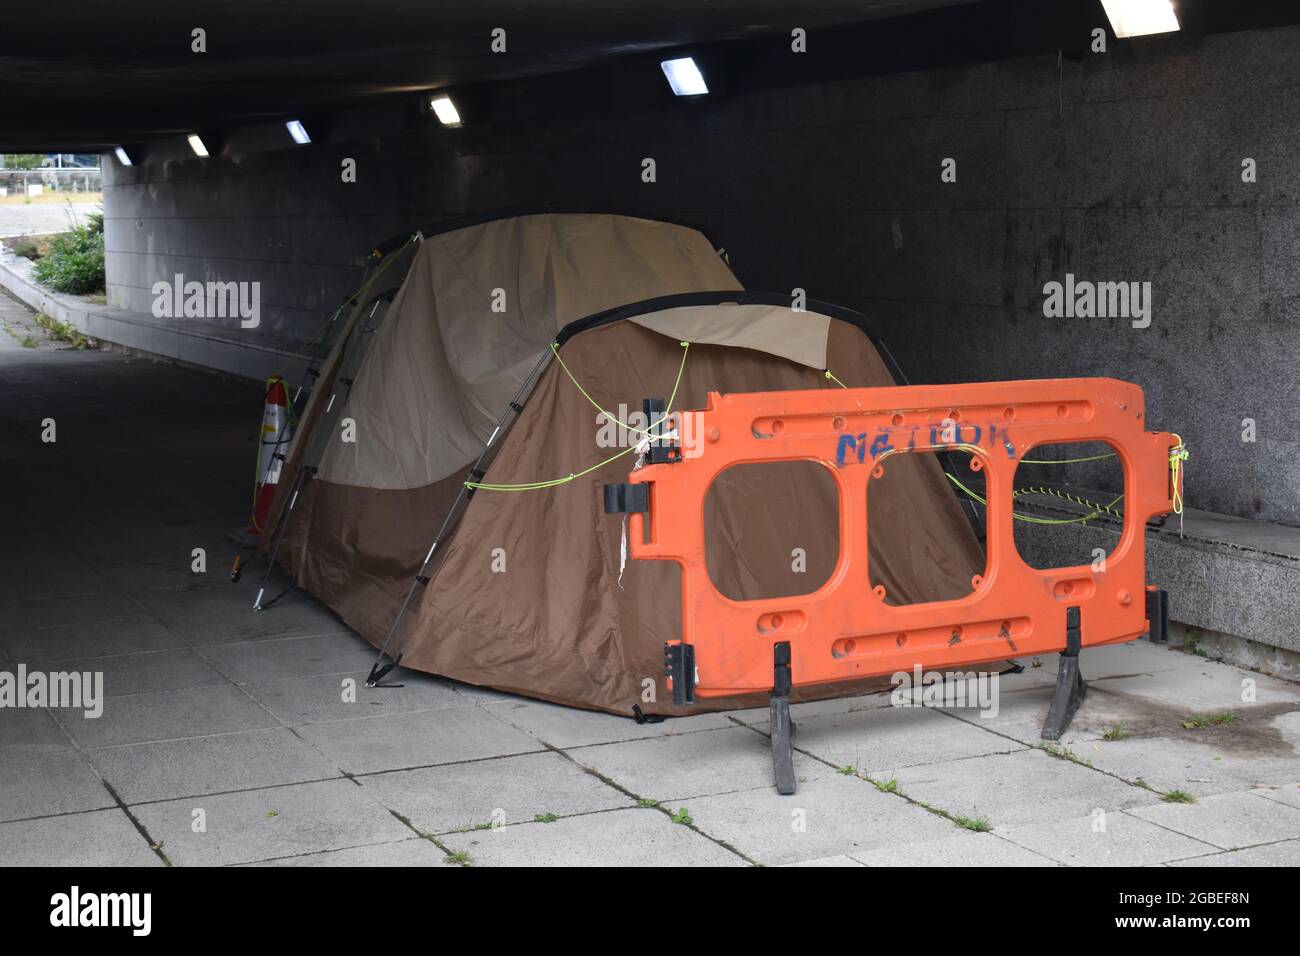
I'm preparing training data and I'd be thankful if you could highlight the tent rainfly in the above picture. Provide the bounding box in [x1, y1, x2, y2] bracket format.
[261, 213, 983, 715]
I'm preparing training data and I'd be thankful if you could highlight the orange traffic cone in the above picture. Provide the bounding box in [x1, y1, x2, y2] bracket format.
[246, 376, 294, 537]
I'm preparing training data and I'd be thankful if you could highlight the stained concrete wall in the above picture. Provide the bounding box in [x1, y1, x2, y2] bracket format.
[102, 25, 1300, 529]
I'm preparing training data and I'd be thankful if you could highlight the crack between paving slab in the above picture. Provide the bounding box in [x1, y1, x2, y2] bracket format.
[723, 710, 1073, 856]
[486, 711, 761, 866]
[37, 706, 173, 865]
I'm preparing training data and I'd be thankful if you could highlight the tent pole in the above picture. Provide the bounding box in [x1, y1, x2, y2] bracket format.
[364, 345, 555, 686]
[251, 296, 389, 610]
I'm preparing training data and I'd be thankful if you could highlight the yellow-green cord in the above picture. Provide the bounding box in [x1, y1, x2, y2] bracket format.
[945, 473, 1124, 526]
[466, 340, 691, 492]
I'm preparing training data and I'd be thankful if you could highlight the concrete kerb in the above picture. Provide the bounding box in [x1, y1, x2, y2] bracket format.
[0, 247, 311, 383]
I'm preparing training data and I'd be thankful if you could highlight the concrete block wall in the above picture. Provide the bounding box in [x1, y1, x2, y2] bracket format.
[103, 25, 1300, 531]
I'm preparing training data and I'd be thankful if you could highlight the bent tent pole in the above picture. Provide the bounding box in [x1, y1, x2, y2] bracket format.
[364, 345, 555, 687]
[252, 295, 389, 611]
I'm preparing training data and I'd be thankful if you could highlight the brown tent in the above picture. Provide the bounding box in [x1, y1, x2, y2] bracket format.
[267, 213, 983, 715]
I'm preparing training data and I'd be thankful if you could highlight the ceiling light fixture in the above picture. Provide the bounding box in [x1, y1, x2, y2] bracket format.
[285, 120, 311, 145]
[186, 134, 209, 157]
[1101, 0, 1180, 38]
[430, 95, 462, 127]
[661, 57, 709, 96]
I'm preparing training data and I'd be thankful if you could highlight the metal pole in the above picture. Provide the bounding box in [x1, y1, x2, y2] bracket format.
[364, 345, 555, 685]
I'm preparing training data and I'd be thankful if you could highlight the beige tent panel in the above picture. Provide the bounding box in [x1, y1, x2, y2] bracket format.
[316, 213, 740, 491]
[627, 302, 830, 370]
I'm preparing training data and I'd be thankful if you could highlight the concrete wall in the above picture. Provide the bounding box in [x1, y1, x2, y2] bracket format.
[103, 25, 1300, 528]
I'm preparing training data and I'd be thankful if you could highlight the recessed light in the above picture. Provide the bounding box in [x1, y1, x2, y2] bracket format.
[430, 95, 462, 127]
[285, 120, 311, 145]
[186, 134, 209, 157]
[113, 146, 133, 166]
[1101, 0, 1180, 38]
[661, 57, 709, 97]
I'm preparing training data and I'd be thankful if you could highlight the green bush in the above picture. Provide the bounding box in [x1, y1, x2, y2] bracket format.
[31, 222, 104, 295]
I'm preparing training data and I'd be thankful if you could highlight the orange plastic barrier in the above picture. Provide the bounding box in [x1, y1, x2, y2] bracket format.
[608, 378, 1179, 792]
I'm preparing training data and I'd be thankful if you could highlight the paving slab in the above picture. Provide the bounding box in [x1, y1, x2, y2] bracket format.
[242, 669, 471, 725]
[1166, 838, 1300, 866]
[242, 837, 453, 866]
[892, 749, 1162, 828]
[0, 613, 186, 662]
[1, 591, 156, 631]
[781, 854, 866, 866]
[1253, 782, 1300, 809]
[681, 774, 955, 865]
[1060, 642, 1300, 711]
[852, 831, 1060, 866]
[441, 806, 747, 866]
[571, 726, 830, 802]
[0, 750, 114, 822]
[294, 705, 544, 774]
[196, 632, 377, 683]
[52, 683, 279, 747]
[33, 647, 227, 698]
[0, 707, 74, 754]
[730, 690, 896, 726]
[0, 808, 163, 866]
[130, 778, 413, 866]
[87, 727, 343, 803]
[1069, 731, 1300, 798]
[995, 809, 1219, 866]
[360, 751, 633, 833]
[1127, 789, 1300, 850]
[483, 696, 734, 748]
[130, 586, 350, 645]
[942, 682, 1144, 745]
[790, 704, 1026, 773]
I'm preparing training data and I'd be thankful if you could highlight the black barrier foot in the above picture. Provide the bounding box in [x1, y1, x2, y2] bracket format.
[1041, 606, 1087, 741]
[770, 695, 796, 795]
[771, 642, 796, 795]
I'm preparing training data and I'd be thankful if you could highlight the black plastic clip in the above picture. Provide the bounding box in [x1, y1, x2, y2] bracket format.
[642, 398, 681, 465]
[1144, 588, 1169, 643]
[664, 642, 696, 705]
[603, 483, 649, 514]
[415, 574, 430, 586]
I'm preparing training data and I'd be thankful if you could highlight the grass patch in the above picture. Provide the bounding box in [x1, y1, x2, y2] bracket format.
[1181, 712, 1237, 730]
[31, 214, 104, 295]
[637, 798, 659, 808]
[533, 813, 559, 824]
[1162, 790, 1196, 804]
[1039, 740, 1093, 768]
[34, 312, 94, 349]
[670, 807, 693, 826]
[444, 849, 471, 865]
[1103, 724, 1130, 741]
[871, 778, 899, 793]
[837, 764, 860, 776]
[953, 815, 992, 832]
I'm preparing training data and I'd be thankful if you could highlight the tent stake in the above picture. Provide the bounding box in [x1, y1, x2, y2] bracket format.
[365, 346, 554, 686]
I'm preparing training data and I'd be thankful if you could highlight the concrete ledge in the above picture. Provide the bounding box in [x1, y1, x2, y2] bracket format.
[1018, 494, 1300, 663]
[0, 248, 312, 383]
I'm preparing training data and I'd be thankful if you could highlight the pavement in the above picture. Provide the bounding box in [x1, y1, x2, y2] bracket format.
[2, 288, 1299, 867]
[0, 199, 100, 238]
